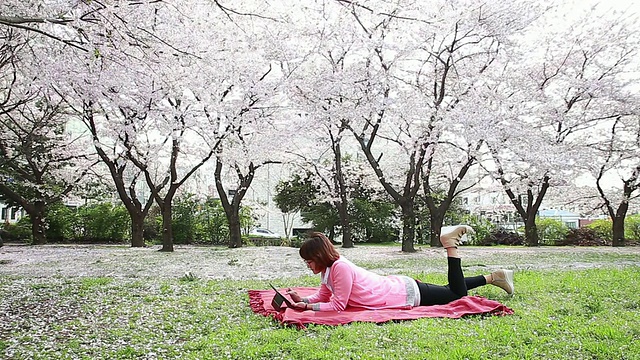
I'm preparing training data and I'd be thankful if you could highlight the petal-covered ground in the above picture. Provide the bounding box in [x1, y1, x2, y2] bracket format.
[1, 244, 639, 280]
[1, 244, 639, 359]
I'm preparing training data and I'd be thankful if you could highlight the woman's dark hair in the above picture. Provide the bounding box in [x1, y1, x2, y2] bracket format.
[299, 232, 340, 268]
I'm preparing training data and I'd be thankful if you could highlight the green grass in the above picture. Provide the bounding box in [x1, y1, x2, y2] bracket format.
[1, 249, 639, 359]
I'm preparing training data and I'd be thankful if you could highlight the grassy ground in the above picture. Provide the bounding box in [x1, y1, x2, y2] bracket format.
[1, 245, 639, 359]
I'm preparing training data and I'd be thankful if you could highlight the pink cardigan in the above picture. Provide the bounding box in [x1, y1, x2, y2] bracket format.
[304, 257, 419, 311]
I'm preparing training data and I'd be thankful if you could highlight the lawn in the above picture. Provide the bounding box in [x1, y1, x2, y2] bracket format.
[0, 244, 639, 359]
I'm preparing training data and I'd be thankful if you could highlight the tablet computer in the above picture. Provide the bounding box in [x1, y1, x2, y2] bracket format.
[269, 283, 294, 311]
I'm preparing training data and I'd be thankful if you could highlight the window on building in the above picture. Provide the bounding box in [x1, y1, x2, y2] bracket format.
[565, 222, 577, 229]
[1, 207, 6, 220]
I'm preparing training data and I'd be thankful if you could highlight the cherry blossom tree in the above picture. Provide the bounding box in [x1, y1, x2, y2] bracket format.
[20, 0, 288, 252]
[595, 120, 640, 246]
[214, 139, 283, 248]
[579, 115, 640, 246]
[305, 0, 543, 251]
[0, 85, 94, 244]
[286, 12, 365, 248]
[1, 13, 99, 244]
[0, 29, 30, 117]
[483, 2, 640, 246]
[79, 101, 155, 248]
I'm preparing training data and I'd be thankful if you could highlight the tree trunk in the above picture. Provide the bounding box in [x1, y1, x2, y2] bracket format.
[609, 205, 628, 248]
[341, 221, 353, 248]
[612, 215, 625, 247]
[228, 212, 242, 248]
[160, 205, 174, 252]
[31, 201, 47, 245]
[337, 201, 353, 248]
[429, 212, 445, 247]
[131, 214, 145, 247]
[524, 215, 539, 247]
[400, 202, 416, 252]
[611, 191, 629, 247]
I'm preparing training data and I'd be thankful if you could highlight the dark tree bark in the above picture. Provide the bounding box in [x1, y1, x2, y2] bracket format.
[29, 200, 46, 245]
[83, 102, 154, 248]
[597, 164, 640, 247]
[505, 179, 549, 247]
[215, 156, 256, 248]
[423, 149, 477, 247]
[214, 155, 278, 249]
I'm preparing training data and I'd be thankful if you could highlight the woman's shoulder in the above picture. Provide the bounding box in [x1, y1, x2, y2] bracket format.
[333, 256, 352, 266]
[330, 257, 359, 273]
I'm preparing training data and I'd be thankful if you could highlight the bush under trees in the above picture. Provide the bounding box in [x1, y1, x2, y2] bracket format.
[0, 201, 131, 244]
[585, 219, 613, 242]
[558, 228, 609, 246]
[536, 217, 570, 245]
[478, 229, 525, 246]
[166, 194, 254, 246]
[625, 215, 640, 241]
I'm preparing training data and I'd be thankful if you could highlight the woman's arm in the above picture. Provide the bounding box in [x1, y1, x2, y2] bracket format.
[308, 262, 354, 311]
[302, 283, 332, 304]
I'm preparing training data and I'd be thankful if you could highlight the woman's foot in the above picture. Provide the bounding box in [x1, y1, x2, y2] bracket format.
[440, 225, 474, 248]
[490, 269, 514, 294]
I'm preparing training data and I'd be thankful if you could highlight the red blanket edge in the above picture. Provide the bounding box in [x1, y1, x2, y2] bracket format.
[248, 288, 514, 330]
[248, 289, 285, 323]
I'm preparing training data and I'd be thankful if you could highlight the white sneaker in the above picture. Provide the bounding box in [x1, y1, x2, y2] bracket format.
[491, 269, 514, 295]
[440, 225, 474, 248]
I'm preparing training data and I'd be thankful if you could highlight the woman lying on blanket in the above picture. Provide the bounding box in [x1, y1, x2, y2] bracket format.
[286, 225, 514, 312]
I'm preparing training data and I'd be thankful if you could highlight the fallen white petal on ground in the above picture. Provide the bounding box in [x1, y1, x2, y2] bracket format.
[1, 244, 639, 280]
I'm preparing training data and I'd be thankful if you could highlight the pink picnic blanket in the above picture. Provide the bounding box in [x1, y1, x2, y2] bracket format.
[249, 286, 513, 329]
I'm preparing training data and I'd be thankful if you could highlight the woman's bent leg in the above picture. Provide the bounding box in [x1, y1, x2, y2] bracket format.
[418, 224, 488, 306]
[417, 274, 486, 306]
[465, 275, 487, 290]
[447, 256, 467, 297]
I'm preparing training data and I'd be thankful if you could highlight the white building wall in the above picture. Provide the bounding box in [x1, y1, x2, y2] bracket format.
[0, 202, 26, 224]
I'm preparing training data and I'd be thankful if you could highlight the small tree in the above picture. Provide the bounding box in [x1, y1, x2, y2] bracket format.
[0, 90, 93, 244]
[201, 197, 246, 245]
[458, 215, 496, 246]
[350, 197, 398, 243]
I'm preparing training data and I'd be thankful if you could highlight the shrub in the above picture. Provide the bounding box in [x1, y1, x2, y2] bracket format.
[559, 228, 609, 246]
[586, 219, 613, 241]
[172, 194, 199, 245]
[479, 229, 524, 246]
[77, 203, 130, 242]
[459, 215, 496, 246]
[171, 195, 254, 245]
[1, 218, 32, 243]
[45, 202, 77, 242]
[536, 217, 570, 245]
[625, 215, 640, 241]
[197, 197, 237, 245]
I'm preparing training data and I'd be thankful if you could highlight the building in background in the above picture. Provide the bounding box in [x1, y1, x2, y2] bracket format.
[0, 201, 26, 225]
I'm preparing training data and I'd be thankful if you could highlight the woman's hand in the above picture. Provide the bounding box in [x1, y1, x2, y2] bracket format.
[286, 288, 302, 303]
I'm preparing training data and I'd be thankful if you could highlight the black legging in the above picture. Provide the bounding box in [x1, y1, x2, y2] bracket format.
[416, 257, 486, 306]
